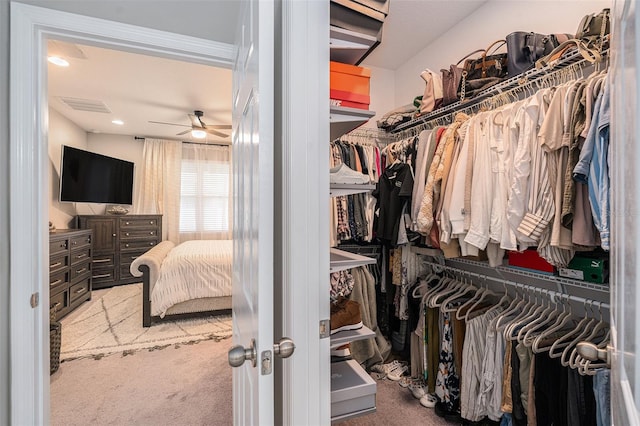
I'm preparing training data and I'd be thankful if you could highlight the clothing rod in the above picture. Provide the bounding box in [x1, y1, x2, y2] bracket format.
[134, 136, 231, 147]
[391, 47, 609, 135]
[421, 260, 610, 310]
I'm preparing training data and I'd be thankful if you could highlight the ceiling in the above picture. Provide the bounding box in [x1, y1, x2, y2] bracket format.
[46, 1, 487, 142]
[362, 0, 488, 69]
[47, 41, 232, 143]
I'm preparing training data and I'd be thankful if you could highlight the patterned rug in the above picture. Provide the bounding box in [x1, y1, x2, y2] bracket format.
[59, 283, 232, 361]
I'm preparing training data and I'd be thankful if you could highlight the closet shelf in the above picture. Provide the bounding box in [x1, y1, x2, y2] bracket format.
[330, 105, 376, 141]
[330, 247, 377, 273]
[391, 47, 608, 134]
[330, 25, 379, 65]
[330, 325, 375, 348]
[445, 257, 610, 294]
[330, 183, 376, 197]
[330, 359, 377, 423]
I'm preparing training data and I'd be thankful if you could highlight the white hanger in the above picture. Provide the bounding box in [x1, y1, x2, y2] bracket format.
[567, 302, 609, 369]
[522, 292, 565, 347]
[440, 279, 477, 313]
[517, 290, 555, 344]
[504, 287, 540, 341]
[548, 301, 595, 359]
[532, 294, 576, 353]
[495, 284, 528, 331]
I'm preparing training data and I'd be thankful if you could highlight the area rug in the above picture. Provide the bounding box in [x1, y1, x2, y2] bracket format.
[60, 283, 232, 361]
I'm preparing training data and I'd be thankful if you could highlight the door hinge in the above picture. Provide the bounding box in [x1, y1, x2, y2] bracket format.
[30, 292, 39, 308]
[320, 319, 330, 339]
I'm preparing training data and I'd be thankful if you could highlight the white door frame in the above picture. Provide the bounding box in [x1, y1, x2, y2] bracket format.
[9, 4, 235, 424]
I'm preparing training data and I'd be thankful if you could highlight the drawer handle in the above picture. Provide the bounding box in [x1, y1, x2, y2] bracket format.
[74, 287, 87, 295]
[73, 241, 77, 245]
[50, 261, 62, 268]
[126, 232, 130, 236]
[126, 244, 130, 248]
[76, 254, 87, 259]
[150, 232, 154, 235]
[93, 259, 110, 264]
[149, 242, 154, 246]
[76, 267, 88, 274]
[50, 279, 63, 287]
[93, 273, 111, 279]
[112, 233, 117, 237]
[149, 221, 154, 224]
[60, 243, 67, 249]
[51, 302, 62, 311]
[125, 222, 130, 225]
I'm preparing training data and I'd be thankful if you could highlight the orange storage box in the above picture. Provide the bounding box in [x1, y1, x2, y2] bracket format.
[330, 61, 371, 110]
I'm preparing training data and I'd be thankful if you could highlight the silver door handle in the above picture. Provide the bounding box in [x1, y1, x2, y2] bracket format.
[228, 339, 257, 368]
[273, 337, 295, 359]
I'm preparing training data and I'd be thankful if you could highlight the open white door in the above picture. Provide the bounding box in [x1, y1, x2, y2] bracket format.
[610, 0, 640, 423]
[228, 0, 276, 425]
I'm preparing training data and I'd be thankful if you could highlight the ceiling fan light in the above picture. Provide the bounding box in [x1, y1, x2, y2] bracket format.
[191, 129, 207, 139]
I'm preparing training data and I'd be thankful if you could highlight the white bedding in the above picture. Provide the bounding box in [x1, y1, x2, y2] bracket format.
[151, 240, 232, 317]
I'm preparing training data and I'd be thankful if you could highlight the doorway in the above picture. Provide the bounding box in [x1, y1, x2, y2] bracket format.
[9, 4, 235, 424]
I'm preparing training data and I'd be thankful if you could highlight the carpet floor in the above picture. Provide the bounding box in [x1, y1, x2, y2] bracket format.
[60, 284, 232, 360]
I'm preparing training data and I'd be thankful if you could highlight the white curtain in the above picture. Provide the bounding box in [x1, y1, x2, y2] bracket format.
[133, 138, 183, 243]
[178, 143, 232, 241]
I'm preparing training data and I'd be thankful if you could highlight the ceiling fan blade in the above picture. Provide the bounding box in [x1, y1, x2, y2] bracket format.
[206, 128, 229, 138]
[205, 124, 232, 129]
[149, 120, 190, 127]
[188, 113, 204, 128]
[176, 129, 191, 136]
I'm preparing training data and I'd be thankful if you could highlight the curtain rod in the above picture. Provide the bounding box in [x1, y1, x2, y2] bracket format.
[134, 136, 231, 147]
[420, 260, 610, 310]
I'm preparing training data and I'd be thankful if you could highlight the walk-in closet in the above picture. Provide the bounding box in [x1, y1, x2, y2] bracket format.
[327, 1, 621, 424]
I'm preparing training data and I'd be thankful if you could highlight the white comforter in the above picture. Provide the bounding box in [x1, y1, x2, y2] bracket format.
[151, 240, 232, 317]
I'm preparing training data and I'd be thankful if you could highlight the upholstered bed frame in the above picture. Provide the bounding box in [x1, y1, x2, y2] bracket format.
[130, 241, 232, 327]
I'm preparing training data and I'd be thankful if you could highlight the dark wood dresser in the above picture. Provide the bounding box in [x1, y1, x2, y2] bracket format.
[76, 214, 162, 289]
[49, 229, 93, 319]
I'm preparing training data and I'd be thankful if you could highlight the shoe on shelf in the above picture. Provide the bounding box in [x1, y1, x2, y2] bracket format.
[419, 393, 438, 408]
[330, 163, 370, 185]
[330, 343, 351, 358]
[330, 298, 364, 335]
[386, 362, 409, 381]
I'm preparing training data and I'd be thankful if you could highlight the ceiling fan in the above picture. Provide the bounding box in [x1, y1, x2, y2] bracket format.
[149, 110, 231, 138]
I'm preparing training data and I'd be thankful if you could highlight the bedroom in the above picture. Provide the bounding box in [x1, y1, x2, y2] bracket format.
[46, 39, 236, 422]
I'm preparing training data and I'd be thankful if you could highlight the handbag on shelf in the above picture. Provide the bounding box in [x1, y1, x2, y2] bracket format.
[417, 69, 444, 115]
[535, 38, 603, 70]
[576, 8, 610, 41]
[459, 40, 508, 101]
[440, 48, 484, 106]
[506, 32, 572, 76]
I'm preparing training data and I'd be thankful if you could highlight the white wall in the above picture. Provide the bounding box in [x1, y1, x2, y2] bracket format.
[393, 0, 611, 108]
[48, 107, 88, 229]
[86, 133, 144, 214]
[364, 65, 396, 128]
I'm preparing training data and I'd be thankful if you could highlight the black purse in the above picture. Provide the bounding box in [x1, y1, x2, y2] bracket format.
[506, 32, 570, 76]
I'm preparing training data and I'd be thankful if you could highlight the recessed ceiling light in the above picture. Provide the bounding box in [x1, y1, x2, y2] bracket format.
[111, 119, 124, 125]
[191, 129, 207, 139]
[47, 56, 69, 67]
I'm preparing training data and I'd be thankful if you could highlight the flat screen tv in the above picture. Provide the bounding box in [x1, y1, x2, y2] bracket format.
[59, 145, 134, 205]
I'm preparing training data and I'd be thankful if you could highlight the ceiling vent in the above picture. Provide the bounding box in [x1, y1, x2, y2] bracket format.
[58, 97, 111, 113]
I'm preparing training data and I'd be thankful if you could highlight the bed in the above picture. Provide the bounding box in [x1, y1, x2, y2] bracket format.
[130, 239, 233, 327]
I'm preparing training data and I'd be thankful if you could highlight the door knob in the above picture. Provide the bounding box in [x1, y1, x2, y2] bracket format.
[228, 338, 257, 368]
[273, 337, 296, 359]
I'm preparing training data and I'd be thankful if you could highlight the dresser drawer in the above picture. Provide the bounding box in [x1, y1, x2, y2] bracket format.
[70, 233, 92, 250]
[120, 217, 160, 229]
[120, 229, 159, 240]
[92, 267, 117, 285]
[70, 260, 91, 282]
[50, 238, 68, 256]
[92, 253, 115, 268]
[50, 290, 69, 318]
[70, 277, 91, 303]
[49, 254, 69, 274]
[70, 247, 91, 265]
[50, 271, 69, 296]
[121, 240, 158, 252]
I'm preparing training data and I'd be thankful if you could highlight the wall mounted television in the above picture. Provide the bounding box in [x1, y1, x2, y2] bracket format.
[59, 145, 134, 205]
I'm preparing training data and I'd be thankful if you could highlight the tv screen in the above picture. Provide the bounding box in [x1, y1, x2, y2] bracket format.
[59, 145, 134, 205]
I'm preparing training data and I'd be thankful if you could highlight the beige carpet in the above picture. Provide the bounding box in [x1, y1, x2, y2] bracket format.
[60, 283, 232, 361]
